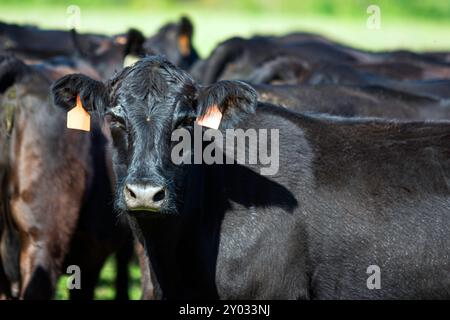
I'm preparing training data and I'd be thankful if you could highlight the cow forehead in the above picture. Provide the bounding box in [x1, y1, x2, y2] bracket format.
[115, 87, 175, 113]
[116, 71, 172, 101]
[112, 95, 177, 124]
[110, 57, 195, 113]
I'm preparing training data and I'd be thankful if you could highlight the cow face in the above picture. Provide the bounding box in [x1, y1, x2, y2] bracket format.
[52, 56, 257, 215]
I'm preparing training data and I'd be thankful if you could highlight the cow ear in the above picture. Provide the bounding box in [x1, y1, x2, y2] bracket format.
[196, 80, 257, 129]
[51, 73, 108, 113]
[124, 28, 146, 57]
[177, 16, 194, 57]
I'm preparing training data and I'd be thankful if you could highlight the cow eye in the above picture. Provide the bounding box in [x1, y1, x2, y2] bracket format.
[106, 113, 126, 130]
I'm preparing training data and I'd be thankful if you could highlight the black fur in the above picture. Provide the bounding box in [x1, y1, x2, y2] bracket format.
[51, 56, 450, 299]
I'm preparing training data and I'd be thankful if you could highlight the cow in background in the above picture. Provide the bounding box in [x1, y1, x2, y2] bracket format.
[142, 16, 199, 71]
[0, 21, 146, 80]
[0, 55, 132, 299]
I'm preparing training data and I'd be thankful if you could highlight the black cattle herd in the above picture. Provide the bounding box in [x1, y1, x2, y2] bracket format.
[1, 16, 450, 300]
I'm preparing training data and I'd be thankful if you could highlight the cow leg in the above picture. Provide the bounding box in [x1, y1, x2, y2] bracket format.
[135, 240, 154, 300]
[19, 239, 55, 300]
[10, 198, 80, 300]
[7, 199, 58, 300]
[0, 208, 21, 298]
[0, 258, 10, 299]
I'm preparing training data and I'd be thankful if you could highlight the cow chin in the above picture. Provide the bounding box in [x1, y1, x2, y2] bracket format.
[130, 202, 177, 216]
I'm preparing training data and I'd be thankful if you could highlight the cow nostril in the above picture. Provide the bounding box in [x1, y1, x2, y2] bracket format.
[153, 188, 166, 202]
[126, 185, 136, 199]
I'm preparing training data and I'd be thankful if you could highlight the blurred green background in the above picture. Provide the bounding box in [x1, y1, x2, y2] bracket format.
[1, 0, 450, 57]
[55, 256, 142, 300]
[1, 0, 449, 300]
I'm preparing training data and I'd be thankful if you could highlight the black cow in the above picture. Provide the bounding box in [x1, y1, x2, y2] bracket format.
[424, 51, 450, 63]
[70, 28, 146, 80]
[0, 55, 132, 299]
[52, 56, 450, 299]
[142, 16, 199, 71]
[254, 82, 450, 120]
[191, 33, 450, 84]
[0, 21, 146, 80]
[190, 35, 363, 84]
[248, 57, 450, 86]
[0, 21, 80, 59]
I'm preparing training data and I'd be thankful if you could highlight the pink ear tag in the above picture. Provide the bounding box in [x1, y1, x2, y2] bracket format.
[67, 95, 91, 132]
[195, 104, 222, 129]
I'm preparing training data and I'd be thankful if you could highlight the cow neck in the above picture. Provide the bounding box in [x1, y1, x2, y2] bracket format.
[136, 163, 226, 299]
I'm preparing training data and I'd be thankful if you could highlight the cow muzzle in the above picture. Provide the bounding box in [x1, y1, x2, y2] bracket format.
[124, 183, 166, 212]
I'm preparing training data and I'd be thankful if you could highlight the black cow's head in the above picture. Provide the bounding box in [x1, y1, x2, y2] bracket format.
[143, 16, 199, 70]
[52, 56, 256, 215]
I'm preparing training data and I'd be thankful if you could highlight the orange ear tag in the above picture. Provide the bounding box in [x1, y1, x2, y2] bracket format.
[196, 104, 222, 130]
[178, 35, 191, 56]
[67, 95, 90, 132]
[114, 35, 127, 45]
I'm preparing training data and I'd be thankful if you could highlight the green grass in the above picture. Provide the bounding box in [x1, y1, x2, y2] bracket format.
[55, 255, 142, 300]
